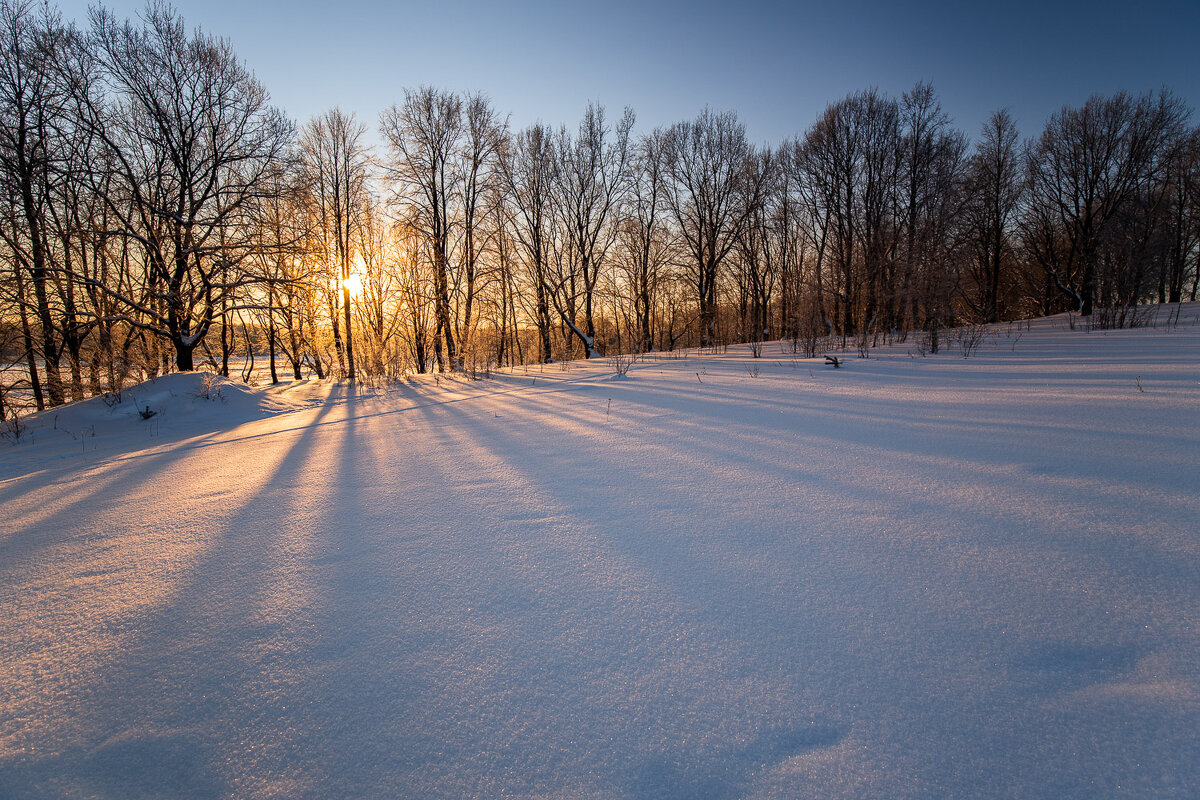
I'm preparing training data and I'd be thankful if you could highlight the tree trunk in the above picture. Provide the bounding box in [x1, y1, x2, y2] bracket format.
[342, 282, 355, 380]
[175, 339, 195, 372]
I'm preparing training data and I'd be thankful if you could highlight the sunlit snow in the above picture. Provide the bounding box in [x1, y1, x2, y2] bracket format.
[1, 310, 1198, 799]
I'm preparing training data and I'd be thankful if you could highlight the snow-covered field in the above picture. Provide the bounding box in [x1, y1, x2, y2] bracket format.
[1, 310, 1198, 799]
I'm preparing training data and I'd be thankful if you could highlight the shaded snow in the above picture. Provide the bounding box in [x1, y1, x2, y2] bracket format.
[0, 372, 316, 482]
[1, 310, 1198, 799]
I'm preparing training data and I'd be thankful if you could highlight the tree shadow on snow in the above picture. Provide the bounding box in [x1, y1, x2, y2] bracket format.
[630, 722, 846, 800]
[0, 732, 226, 800]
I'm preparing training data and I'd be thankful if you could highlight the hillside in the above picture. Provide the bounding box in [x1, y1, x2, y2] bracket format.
[1, 310, 1198, 799]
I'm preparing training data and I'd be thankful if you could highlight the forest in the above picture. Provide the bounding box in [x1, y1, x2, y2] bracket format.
[2, 0, 1198, 419]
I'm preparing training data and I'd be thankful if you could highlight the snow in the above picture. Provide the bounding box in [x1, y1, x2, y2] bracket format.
[1, 309, 1198, 799]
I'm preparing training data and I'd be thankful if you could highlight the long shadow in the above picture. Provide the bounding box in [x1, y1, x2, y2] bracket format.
[296, 382, 450, 796]
[276, 380, 574, 796]
[533, 362, 1200, 501]
[409, 388, 860, 796]
[479, 359, 1200, 547]
[630, 722, 847, 800]
[415, 369, 1198, 795]
[0, 429, 248, 570]
[0, 379, 373, 492]
[0, 387, 347, 799]
[6, 364, 1191, 798]
[579, 376, 1200, 583]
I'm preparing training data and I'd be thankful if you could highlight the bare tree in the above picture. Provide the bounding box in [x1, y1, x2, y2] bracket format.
[500, 123, 558, 363]
[380, 87, 462, 371]
[784, 137, 834, 340]
[961, 110, 1023, 323]
[0, 0, 73, 406]
[551, 103, 634, 358]
[388, 219, 435, 373]
[732, 148, 779, 343]
[798, 90, 901, 342]
[243, 152, 307, 383]
[454, 92, 505, 365]
[1023, 90, 1190, 317]
[68, 1, 291, 372]
[1153, 126, 1198, 304]
[488, 185, 522, 367]
[662, 108, 766, 347]
[616, 128, 675, 352]
[770, 140, 809, 345]
[298, 108, 369, 379]
[898, 83, 967, 345]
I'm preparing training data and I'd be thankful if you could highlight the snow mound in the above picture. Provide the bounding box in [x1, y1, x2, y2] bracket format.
[0, 373, 310, 481]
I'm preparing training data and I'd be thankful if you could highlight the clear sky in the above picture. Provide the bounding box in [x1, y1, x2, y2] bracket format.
[53, 0, 1200, 146]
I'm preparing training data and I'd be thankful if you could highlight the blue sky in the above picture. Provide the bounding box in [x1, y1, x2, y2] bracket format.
[55, 0, 1199, 146]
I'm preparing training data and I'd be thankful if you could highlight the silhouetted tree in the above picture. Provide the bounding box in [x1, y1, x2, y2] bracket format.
[70, 2, 292, 371]
[500, 123, 557, 363]
[1023, 91, 1189, 317]
[616, 128, 675, 352]
[962, 110, 1023, 323]
[662, 108, 766, 346]
[298, 108, 369, 379]
[380, 87, 462, 371]
[551, 103, 634, 357]
[0, 0, 71, 405]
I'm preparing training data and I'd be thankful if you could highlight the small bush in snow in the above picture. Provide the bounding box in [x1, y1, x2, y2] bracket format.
[610, 350, 636, 377]
[0, 415, 25, 442]
[910, 330, 933, 357]
[193, 373, 223, 401]
[954, 324, 990, 357]
[791, 299, 829, 359]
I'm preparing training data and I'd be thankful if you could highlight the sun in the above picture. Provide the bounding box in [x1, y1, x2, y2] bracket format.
[342, 272, 364, 297]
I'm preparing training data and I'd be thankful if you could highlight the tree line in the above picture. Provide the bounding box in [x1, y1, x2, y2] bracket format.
[2, 0, 1198, 417]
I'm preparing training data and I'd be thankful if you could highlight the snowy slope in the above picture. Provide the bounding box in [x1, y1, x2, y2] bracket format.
[1, 310, 1198, 799]
[0, 372, 318, 482]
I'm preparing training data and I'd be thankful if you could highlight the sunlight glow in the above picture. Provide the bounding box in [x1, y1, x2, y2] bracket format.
[342, 272, 364, 297]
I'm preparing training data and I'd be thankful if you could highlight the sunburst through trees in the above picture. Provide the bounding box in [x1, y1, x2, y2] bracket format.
[1, 0, 1198, 418]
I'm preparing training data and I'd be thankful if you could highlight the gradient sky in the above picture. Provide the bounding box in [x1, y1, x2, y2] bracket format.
[54, 0, 1200, 146]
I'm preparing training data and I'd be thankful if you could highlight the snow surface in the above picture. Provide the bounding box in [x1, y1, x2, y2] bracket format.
[1, 310, 1198, 799]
